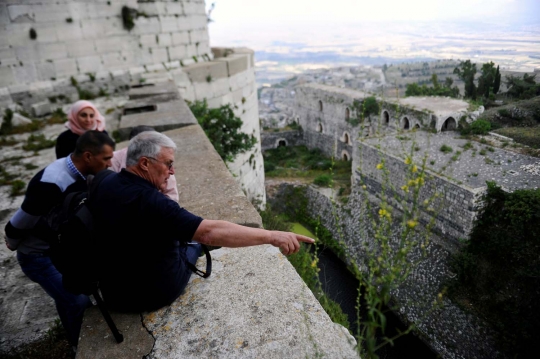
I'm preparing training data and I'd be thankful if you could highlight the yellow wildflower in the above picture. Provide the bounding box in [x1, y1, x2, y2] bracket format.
[407, 179, 417, 187]
[362, 185, 367, 190]
[401, 185, 409, 193]
[407, 220, 418, 229]
[311, 259, 318, 268]
[376, 163, 383, 170]
[379, 209, 388, 217]
[405, 157, 412, 165]
[412, 165, 418, 173]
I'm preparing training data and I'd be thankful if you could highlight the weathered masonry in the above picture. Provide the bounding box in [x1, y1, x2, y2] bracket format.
[290, 83, 539, 243]
[261, 82, 540, 358]
[0, 0, 265, 206]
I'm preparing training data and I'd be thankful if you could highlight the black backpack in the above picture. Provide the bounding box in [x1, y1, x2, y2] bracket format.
[45, 170, 212, 343]
[46, 170, 124, 343]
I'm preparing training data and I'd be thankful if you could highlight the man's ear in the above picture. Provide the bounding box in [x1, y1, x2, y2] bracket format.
[83, 151, 93, 163]
[139, 157, 150, 171]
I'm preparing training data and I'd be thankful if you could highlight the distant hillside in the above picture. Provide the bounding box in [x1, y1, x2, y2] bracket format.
[480, 96, 540, 127]
[480, 96, 540, 149]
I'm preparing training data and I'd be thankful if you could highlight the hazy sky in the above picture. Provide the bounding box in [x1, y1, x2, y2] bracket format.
[207, 0, 540, 24]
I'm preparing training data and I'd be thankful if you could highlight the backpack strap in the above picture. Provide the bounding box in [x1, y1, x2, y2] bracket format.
[87, 169, 115, 197]
[187, 244, 212, 278]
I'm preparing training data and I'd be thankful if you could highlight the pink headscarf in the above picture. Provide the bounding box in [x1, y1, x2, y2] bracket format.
[65, 100, 106, 136]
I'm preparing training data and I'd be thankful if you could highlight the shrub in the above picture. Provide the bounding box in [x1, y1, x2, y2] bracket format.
[440, 144, 453, 153]
[0, 109, 14, 135]
[470, 119, 491, 135]
[450, 182, 540, 357]
[189, 100, 256, 162]
[10, 180, 26, 196]
[313, 174, 332, 186]
[22, 134, 56, 152]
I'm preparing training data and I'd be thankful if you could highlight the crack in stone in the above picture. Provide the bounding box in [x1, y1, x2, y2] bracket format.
[140, 313, 156, 358]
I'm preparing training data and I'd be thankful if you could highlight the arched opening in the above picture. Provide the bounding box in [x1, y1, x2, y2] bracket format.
[341, 150, 350, 161]
[402, 117, 410, 130]
[317, 123, 323, 133]
[343, 153, 349, 161]
[442, 117, 457, 131]
[383, 111, 390, 125]
[413, 124, 420, 130]
[278, 140, 287, 147]
[345, 107, 350, 120]
[318, 100, 323, 112]
[343, 132, 350, 144]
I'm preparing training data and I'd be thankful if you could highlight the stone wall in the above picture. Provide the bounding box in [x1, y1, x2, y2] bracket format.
[0, 1, 265, 206]
[295, 84, 358, 159]
[176, 47, 266, 206]
[0, 0, 210, 88]
[260, 129, 304, 151]
[270, 184, 500, 359]
[354, 142, 485, 244]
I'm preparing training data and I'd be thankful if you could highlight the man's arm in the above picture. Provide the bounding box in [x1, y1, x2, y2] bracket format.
[192, 219, 314, 255]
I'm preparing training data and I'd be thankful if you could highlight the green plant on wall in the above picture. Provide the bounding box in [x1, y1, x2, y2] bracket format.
[188, 100, 257, 162]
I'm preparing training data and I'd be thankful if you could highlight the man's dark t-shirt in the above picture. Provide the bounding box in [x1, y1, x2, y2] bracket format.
[92, 170, 203, 312]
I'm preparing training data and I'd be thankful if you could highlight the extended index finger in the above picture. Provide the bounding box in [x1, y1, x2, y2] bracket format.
[296, 234, 315, 244]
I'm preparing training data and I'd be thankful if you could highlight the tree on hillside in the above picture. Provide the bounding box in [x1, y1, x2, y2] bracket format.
[405, 75, 459, 98]
[505, 73, 540, 99]
[431, 74, 441, 90]
[493, 65, 501, 95]
[477, 61, 501, 99]
[454, 60, 477, 100]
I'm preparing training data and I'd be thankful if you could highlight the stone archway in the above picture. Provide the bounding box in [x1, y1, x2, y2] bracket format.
[342, 131, 350, 144]
[342, 150, 350, 161]
[382, 110, 390, 125]
[278, 139, 287, 147]
[413, 124, 420, 130]
[442, 117, 457, 131]
[402, 116, 410, 130]
[317, 123, 323, 133]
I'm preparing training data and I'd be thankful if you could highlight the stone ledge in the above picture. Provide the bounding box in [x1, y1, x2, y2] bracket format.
[118, 99, 197, 140]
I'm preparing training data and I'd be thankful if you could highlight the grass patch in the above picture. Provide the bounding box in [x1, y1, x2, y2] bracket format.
[264, 145, 351, 192]
[22, 134, 56, 152]
[0, 319, 73, 359]
[493, 126, 540, 149]
[440, 144, 453, 153]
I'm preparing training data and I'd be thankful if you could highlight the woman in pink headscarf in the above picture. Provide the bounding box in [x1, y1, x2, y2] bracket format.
[55, 100, 108, 159]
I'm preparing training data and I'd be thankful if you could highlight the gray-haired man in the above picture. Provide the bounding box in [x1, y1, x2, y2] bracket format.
[91, 131, 314, 312]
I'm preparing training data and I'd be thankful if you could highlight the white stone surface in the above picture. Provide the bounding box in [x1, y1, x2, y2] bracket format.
[76, 55, 102, 74]
[53, 58, 77, 77]
[143, 246, 358, 359]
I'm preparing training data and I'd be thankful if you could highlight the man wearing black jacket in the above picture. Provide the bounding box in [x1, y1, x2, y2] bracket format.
[4, 131, 114, 346]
